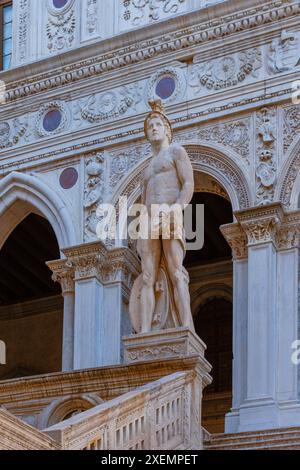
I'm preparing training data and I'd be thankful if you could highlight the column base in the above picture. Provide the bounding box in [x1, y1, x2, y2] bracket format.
[225, 401, 300, 433]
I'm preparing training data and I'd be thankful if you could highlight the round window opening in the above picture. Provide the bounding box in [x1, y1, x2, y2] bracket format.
[43, 109, 62, 133]
[155, 76, 176, 100]
[53, 0, 69, 8]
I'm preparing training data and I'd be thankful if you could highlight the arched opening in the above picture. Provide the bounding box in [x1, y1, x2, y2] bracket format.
[0, 213, 63, 380]
[184, 184, 233, 434]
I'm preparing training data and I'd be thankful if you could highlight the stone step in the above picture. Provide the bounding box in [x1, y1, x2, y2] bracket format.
[204, 427, 300, 450]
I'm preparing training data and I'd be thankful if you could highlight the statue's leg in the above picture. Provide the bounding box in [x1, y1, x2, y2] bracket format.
[162, 238, 195, 331]
[138, 238, 161, 333]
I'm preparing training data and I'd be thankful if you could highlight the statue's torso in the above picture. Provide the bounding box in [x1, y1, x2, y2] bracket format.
[144, 146, 181, 209]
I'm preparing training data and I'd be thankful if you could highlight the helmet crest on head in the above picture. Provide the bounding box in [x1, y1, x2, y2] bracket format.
[144, 99, 173, 143]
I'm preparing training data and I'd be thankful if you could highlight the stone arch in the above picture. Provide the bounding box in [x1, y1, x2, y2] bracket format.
[39, 395, 103, 429]
[112, 144, 252, 241]
[276, 137, 300, 209]
[0, 171, 76, 251]
[191, 284, 232, 317]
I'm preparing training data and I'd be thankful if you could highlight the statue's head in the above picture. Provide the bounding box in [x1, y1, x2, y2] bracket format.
[144, 99, 172, 144]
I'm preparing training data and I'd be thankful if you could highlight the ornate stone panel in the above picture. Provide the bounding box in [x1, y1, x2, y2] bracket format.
[119, 0, 188, 31]
[189, 48, 262, 93]
[255, 107, 277, 205]
[46, 0, 77, 54]
[283, 104, 300, 153]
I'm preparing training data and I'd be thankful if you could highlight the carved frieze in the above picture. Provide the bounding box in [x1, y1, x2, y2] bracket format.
[120, 0, 187, 30]
[175, 119, 251, 163]
[75, 84, 143, 126]
[189, 48, 262, 92]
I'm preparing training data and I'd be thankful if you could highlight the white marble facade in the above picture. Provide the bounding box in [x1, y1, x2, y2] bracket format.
[1, 0, 300, 434]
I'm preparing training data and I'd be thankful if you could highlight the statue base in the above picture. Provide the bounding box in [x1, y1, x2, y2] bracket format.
[123, 327, 207, 364]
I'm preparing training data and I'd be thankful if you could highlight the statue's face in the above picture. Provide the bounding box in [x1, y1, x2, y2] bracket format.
[146, 116, 167, 144]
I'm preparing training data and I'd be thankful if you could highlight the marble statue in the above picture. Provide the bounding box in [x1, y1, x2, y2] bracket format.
[129, 100, 195, 334]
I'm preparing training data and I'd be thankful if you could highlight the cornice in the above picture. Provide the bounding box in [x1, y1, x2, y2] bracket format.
[0, 356, 201, 403]
[1, 0, 299, 106]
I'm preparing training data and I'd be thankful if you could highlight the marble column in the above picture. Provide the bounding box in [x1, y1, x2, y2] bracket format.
[220, 223, 248, 433]
[60, 242, 140, 370]
[222, 203, 300, 432]
[47, 259, 75, 372]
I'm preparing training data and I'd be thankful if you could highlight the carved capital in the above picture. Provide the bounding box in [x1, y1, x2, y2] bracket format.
[233, 204, 300, 251]
[46, 259, 75, 295]
[276, 211, 300, 251]
[220, 223, 248, 260]
[235, 203, 284, 247]
[62, 241, 140, 288]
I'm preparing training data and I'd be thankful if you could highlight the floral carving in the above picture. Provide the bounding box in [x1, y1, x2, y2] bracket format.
[121, 0, 187, 28]
[189, 48, 262, 92]
[175, 120, 250, 162]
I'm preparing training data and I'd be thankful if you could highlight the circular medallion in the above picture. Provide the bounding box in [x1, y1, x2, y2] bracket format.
[59, 167, 78, 190]
[155, 76, 176, 100]
[43, 109, 62, 133]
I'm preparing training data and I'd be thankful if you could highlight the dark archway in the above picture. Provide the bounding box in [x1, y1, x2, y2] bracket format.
[0, 213, 63, 380]
[184, 191, 233, 434]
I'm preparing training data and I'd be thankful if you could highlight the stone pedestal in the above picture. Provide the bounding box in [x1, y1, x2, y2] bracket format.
[123, 327, 212, 450]
[123, 327, 207, 364]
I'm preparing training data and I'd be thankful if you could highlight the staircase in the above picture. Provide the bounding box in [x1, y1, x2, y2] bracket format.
[204, 427, 300, 450]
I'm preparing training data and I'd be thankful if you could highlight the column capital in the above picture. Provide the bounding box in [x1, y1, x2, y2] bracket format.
[222, 204, 300, 254]
[220, 223, 248, 261]
[61, 241, 140, 289]
[46, 259, 75, 295]
[235, 203, 284, 247]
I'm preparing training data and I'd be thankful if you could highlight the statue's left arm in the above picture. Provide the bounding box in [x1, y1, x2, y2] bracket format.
[173, 145, 194, 207]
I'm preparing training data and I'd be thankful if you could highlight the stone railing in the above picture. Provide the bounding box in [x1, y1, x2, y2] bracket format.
[44, 372, 202, 450]
[0, 408, 60, 450]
